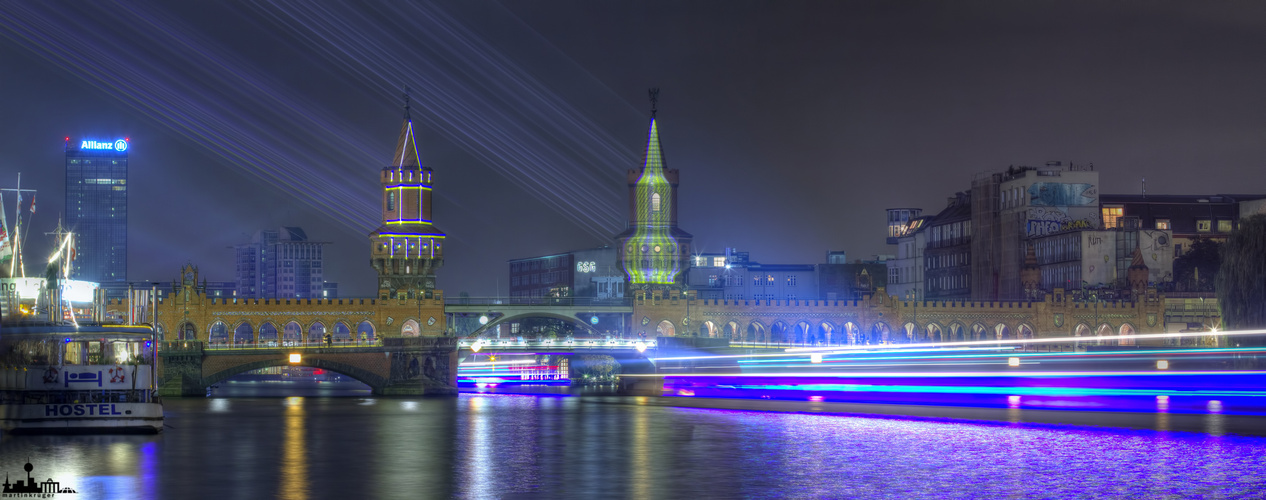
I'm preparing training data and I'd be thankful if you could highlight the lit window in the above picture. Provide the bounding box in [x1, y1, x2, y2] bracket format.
[1102, 207, 1123, 229]
[651, 193, 661, 212]
[1156, 219, 1170, 230]
[787, 275, 797, 286]
[712, 257, 726, 267]
[1218, 220, 1232, 232]
[1197, 220, 1211, 233]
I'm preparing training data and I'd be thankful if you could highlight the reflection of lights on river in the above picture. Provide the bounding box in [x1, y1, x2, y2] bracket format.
[465, 396, 493, 499]
[281, 397, 308, 500]
[209, 398, 230, 412]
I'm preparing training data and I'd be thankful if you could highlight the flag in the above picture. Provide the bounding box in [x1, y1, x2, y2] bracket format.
[28, 193, 35, 214]
[0, 192, 11, 266]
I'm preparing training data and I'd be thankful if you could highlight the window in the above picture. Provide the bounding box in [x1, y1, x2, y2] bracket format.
[1197, 220, 1211, 233]
[767, 274, 775, 283]
[1156, 219, 1170, 230]
[787, 275, 797, 286]
[1218, 220, 1233, 232]
[1102, 207, 1123, 229]
[753, 275, 761, 286]
[712, 257, 726, 267]
[651, 193, 661, 212]
[388, 191, 396, 211]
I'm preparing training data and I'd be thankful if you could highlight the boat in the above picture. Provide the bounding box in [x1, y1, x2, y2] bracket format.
[0, 323, 163, 433]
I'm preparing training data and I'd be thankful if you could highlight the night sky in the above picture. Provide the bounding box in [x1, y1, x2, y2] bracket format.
[2, 1, 1265, 297]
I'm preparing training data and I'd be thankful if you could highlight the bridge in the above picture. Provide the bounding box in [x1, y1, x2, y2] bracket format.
[444, 297, 633, 337]
[155, 337, 458, 397]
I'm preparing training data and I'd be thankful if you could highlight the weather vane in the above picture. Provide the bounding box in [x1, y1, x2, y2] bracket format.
[649, 87, 659, 118]
[403, 86, 412, 120]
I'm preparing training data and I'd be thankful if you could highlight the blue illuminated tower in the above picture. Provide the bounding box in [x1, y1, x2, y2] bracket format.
[65, 137, 129, 283]
[615, 90, 693, 291]
[369, 93, 445, 299]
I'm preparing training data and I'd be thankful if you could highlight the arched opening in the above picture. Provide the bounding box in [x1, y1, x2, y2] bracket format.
[926, 323, 943, 343]
[699, 320, 717, 338]
[156, 323, 166, 341]
[308, 322, 326, 343]
[206, 361, 378, 398]
[179, 322, 196, 341]
[971, 323, 988, 341]
[995, 324, 1011, 341]
[259, 323, 279, 343]
[870, 322, 891, 344]
[233, 322, 254, 345]
[656, 320, 676, 337]
[401, 319, 420, 337]
[1018, 324, 1035, 340]
[818, 322, 835, 345]
[334, 322, 352, 343]
[1075, 324, 1091, 338]
[651, 192, 661, 212]
[795, 321, 813, 345]
[1097, 324, 1114, 346]
[357, 321, 376, 342]
[725, 321, 740, 341]
[746, 321, 766, 343]
[209, 321, 228, 344]
[1119, 324, 1136, 346]
[949, 323, 966, 342]
[902, 322, 918, 343]
[283, 321, 302, 343]
[843, 322, 860, 345]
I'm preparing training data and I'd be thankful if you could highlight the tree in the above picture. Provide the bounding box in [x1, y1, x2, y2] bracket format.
[1174, 237, 1222, 292]
[1216, 214, 1266, 345]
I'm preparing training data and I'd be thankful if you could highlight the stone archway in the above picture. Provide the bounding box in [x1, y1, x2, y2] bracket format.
[401, 319, 420, 337]
[180, 322, 196, 341]
[995, 324, 1011, 341]
[1097, 324, 1114, 345]
[233, 322, 254, 345]
[259, 323, 279, 343]
[209, 321, 228, 344]
[725, 321, 740, 341]
[746, 321, 766, 343]
[357, 320, 376, 342]
[843, 322, 861, 345]
[949, 322, 966, 342]
[308, 322, 326, 343]
[818, 322, 835, 345]
[926, 323, 943, 343]
[1017, 324, 1035, 340]
[771, 321, 790, 344]
[656, 320, 676, 337]
[700, 320, 717, 337]
[1119, 323, 1136, 346]
[870, 322, 891, 344]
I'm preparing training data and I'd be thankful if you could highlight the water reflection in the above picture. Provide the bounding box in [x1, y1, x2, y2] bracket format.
[280, 397, 308, 500]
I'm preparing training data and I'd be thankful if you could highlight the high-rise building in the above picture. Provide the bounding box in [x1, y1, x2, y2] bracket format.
[615, 91, 693, 291]
[234, 227, 334, 299]
[65, 137, 129, 284]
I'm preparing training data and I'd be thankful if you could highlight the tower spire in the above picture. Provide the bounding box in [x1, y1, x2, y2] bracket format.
[648, 87, 659, 118]
[403, 86, 412, 121]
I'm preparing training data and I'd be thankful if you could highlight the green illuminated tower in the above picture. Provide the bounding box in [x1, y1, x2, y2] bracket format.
[370, 91, 445, 299]
[616, 89, 693, 290]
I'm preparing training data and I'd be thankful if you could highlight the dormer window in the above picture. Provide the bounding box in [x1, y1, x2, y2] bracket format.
[651, 193, 661, 212]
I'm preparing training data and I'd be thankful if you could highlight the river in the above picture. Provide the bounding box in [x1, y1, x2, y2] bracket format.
[1, 380, 1265, 499]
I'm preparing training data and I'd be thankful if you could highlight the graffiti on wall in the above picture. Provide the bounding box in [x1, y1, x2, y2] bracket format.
[1026, 207, 1100, 237]
[1028, 183, 1098, 207]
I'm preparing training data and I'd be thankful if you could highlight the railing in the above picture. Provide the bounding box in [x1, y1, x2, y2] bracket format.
[159, 339, 384, 351]
[444, 297, 632, 307]
[458, 338, 654, 351]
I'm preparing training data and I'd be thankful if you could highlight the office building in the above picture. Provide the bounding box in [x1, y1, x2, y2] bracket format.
[65, 137, 129, 284]
[234, 227, 334, 299]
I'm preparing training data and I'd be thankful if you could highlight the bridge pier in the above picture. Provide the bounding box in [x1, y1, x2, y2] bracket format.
[156, 338, 459, 397]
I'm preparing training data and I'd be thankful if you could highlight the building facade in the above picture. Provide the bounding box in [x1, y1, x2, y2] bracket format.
[508, 246, 622, 300]
[1100, 194, 1266, 256]
[234, 227, 334, 299]
[65, 137, 129, 284]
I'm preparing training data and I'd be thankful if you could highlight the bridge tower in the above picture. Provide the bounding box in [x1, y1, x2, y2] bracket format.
[370, 90, 446, 299]
[615, 89, 693, 292]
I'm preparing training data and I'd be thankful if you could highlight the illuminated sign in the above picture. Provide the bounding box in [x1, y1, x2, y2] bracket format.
[79, 139, 128, 152]
[0, 278, 97, 303]
[576, 261, 596, 273]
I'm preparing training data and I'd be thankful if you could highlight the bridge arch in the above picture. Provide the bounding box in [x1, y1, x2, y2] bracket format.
[926, 323, 943, 343]
[283, 321, 303, 342]
[357, 320, 376, 341]
[971, 322, 989, 341]
[209, 321, 228, 344]
[401, 319, 420, 337]
[842, 322, 860, 345]
[1017, 324, 1035, 340]
[746, 321, 766, 343]
[259, 322, 278, 342]
[233, 321, 254, 344]
[699, 320, 718, 338]
[656, 320, 676, 337]
[334, 321, 353, 341]
[1119, 323, 1136, 346]
[467, 311, 600, 338]
[308, 322, 327, 342]
[202, 358, 389, 392]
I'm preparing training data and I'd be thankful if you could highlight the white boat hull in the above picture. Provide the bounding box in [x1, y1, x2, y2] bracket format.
[0, 403, 163, 433]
